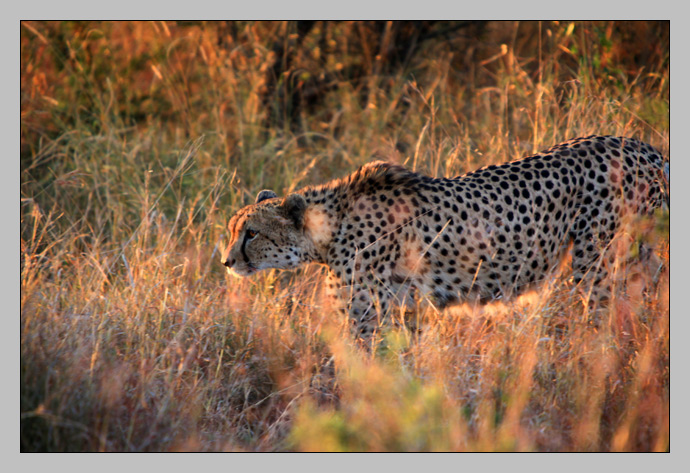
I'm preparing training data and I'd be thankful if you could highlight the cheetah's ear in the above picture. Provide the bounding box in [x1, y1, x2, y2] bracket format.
[281, 193, 307, 229]
[255, 189, 278, 204]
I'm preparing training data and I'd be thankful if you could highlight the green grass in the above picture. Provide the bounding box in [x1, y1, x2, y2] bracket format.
[21, 20, 669, 452]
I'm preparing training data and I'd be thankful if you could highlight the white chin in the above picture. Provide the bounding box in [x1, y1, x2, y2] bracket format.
[227, 267, 253, 278]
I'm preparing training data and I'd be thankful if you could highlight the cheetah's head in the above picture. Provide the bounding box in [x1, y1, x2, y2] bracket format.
[221, 190, 312, 277]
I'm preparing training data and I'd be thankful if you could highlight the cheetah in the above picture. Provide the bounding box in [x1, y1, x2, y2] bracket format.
[222, 135, 669, 339]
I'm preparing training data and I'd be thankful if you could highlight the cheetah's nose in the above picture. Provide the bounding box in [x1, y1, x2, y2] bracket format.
[223, 257, 234, 268]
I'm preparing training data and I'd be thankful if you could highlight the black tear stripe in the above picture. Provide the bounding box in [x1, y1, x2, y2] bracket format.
[240, 232, 250, 264]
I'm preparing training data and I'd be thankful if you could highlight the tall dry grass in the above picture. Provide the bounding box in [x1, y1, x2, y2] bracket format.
[21, 21, 668, 451]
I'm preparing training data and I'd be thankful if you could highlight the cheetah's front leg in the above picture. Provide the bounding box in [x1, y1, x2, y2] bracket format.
[324, 270, 391, 344]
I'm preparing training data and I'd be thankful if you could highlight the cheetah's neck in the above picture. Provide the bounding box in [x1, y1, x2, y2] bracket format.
[298, 183, 346, 264]
[295, 161, 412, 264]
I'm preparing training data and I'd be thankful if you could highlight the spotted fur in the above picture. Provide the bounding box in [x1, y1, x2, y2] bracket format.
[222, 135, 669, 339]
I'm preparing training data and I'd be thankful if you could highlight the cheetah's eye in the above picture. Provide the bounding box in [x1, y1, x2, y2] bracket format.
[246, 229, 258, 239]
